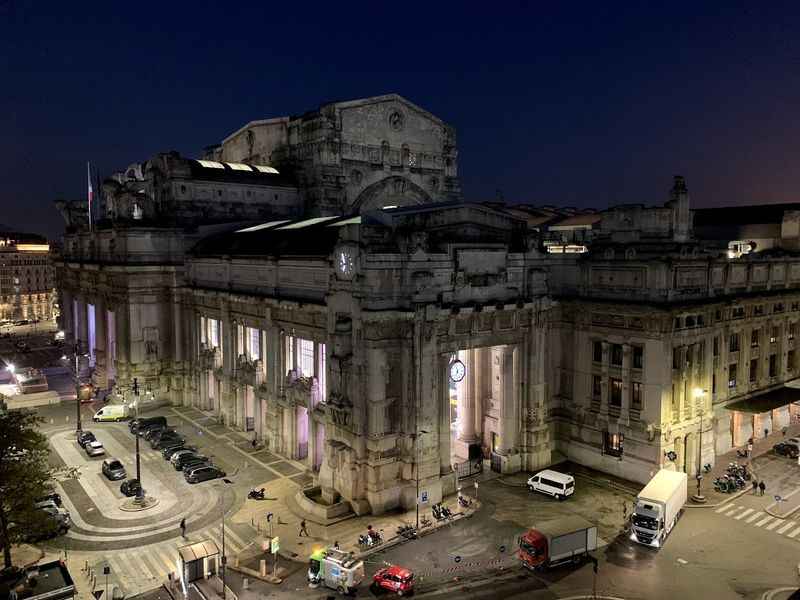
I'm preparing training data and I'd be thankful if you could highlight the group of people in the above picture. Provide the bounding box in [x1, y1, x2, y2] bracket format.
[752, 479, 767, 496]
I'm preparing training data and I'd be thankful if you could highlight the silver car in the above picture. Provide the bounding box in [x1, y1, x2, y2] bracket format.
[102, 458, 126, 480]
[85, 440, 105, 457]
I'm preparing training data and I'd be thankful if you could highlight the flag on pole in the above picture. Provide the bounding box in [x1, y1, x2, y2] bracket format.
[87, 161, 93, 231]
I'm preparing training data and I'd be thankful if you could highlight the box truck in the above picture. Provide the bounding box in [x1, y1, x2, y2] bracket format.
[630, 469, 687, 548]
[518, 516, 598, 570]
[308, 547, 365, 595]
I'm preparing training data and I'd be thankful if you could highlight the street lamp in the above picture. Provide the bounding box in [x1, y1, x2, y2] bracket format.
[692, 388, 708, 504]
[413, 429, 430, 531]
[62, 342, 84, 435]
[217, 478, 234, 599]
[132, 378, 143, 502]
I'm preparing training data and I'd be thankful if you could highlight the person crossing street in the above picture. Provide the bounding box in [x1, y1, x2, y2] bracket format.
[180, 517, 186, 538]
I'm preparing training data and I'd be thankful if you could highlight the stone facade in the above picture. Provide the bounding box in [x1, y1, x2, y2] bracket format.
[0, 232, 56, 322]
[55, 95, 800, 517]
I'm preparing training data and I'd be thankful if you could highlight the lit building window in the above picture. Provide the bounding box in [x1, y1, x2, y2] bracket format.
[604, 432, 624, 457]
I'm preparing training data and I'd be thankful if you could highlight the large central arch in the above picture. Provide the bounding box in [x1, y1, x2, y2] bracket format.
[351, 176, 432, 213]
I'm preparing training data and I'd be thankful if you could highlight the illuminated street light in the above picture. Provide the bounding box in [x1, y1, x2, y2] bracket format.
[7, 364, 14, 374]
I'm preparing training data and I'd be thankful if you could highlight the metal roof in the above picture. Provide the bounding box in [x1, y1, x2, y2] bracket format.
[178, 540, 219, 562]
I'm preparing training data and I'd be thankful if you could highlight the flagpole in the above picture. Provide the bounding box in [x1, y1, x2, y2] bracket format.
[87, 161, 93, 232]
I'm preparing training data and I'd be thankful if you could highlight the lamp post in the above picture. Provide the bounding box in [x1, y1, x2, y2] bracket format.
[62, 341, 83, 435]
[218, 478, 234, 599]
[132, 377, 143, 501]
[692, 388, 708, 504]
[413, 429, 429, 531]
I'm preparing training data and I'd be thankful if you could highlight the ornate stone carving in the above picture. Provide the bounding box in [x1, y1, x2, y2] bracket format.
[389, 110, 405, 131]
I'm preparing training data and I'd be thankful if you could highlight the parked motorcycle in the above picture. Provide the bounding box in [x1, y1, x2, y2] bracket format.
[397, 524, 417, 539]
[359, 527, 384, 547]
[248, 488, 266, 500]
[457, 495, 472, 508]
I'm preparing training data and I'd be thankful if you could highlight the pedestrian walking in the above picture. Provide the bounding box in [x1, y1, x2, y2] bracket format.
[752, 480, 758, 495]
[333, 540, 340, 550]
[759, 481, 766, 496]
[179, 517, 186, 537]
[299, 518, 309, 537]
[747, 442, 753, 458]
[765, 428, 769, 438]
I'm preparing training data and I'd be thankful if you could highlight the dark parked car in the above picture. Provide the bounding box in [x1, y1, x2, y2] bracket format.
[184, 465, 226, 484]
[152, 435, 185, 450]
[77, 430, 96, 448]
[129, 416, 167, 434]
[176, 454, 210, 471]
[773, 442, 800, 458]
[102, 458, 127, 480]
[120, 478, 142, 497]
[162, 444, 195, 460]
[35, 492, 62, 507]
[143, 424, 174, 441]
[170, 449, 197, 466]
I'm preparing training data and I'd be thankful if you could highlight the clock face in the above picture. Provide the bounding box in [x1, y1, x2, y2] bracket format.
[450, 359, 466, 382]
[336, 249, 354, 279]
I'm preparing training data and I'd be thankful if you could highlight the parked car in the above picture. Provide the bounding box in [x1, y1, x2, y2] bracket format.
[163, 444, 195, 460]
[148, 426, 177, 443]
[152, 434, 185, 450]
[120, 478, 142, 497]
[773, 441, 800, 458]
[184, 465, 226, 484]
[142, 424, 172, 441]
[77, 430, 96, 448]
[130, 416, 167, 434]
[526, 470, 575, 501]
[85, 440, 105, 457]
[170, 449, 197, 466]
[783, 437, 800, 453]
[372, 565, 415, 596]
[177, 455, 210, 472]
[35, 492, 62, 507]
[102, 458, 126, 480]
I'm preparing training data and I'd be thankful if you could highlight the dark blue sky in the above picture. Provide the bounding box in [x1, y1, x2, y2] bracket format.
[3, 1, 800, 238]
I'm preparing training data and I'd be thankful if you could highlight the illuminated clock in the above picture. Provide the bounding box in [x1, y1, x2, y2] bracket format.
[335, 248, 355, 280]
[449, 359, 466, 382]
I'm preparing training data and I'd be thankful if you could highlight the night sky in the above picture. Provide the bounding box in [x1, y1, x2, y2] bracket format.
[3, 2, 800, 239]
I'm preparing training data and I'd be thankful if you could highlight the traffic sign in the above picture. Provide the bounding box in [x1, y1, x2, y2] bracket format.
[474, 481, 479, 489]
[420, 490, 429, 504]
[271, 536, 280, 554]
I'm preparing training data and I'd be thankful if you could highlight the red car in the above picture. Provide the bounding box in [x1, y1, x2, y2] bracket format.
[372, 565, 414, 596]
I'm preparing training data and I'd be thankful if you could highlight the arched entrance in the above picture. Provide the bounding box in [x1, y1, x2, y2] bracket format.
[351, 176, 431, 213]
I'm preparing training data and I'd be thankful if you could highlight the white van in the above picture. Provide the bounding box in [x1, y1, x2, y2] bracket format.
[93, 405, 128, 422]
[526, 470, 575, 500]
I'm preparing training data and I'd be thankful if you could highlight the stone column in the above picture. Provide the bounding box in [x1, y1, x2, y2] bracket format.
[460, 349, 478, 442]
[76, 296, 88, 349]
[620, 343, 631, 424]
[437, 353, 452, 475]
[93, 298, 108, 390]
[60, 289, 74, 341]
[600, 341, 609, 414]
[498, 345, 520, 454]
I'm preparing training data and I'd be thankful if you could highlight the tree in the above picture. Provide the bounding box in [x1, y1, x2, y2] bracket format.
[0, 409, 75, 571]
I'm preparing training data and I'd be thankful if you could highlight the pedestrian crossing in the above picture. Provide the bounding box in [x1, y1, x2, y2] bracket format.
[90, 523, 252, 595]
[715, 502, 800, 540]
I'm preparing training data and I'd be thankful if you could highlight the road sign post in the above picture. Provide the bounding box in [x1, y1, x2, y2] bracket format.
[474, 480, 479, 500]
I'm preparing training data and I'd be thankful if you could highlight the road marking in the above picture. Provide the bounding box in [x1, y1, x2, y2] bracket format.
[715, 503, 732, 513]
[755, 516, 774, 527]
[746, 511, 764, 523]
[766, 519, 782, 531]
[734, 508, 754, 520]
[723, 505, 740, 517]
[141, 552, 167, 579]
[154, 546, 176, 574]
[787, 526, 800, 538]
[777, 521, 796, 534]
[130, 550, 157, 580]
[223, 526, 247, 550]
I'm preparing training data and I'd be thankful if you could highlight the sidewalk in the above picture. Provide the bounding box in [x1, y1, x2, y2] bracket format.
[688, 421, 800, 508]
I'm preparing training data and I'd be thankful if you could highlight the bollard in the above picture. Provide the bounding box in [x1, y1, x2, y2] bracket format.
[243, 578, 249, 590]
[260, 560, 266, 577]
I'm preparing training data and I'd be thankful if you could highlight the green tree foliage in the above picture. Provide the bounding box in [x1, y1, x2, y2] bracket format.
[0, 409, 77, 570]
